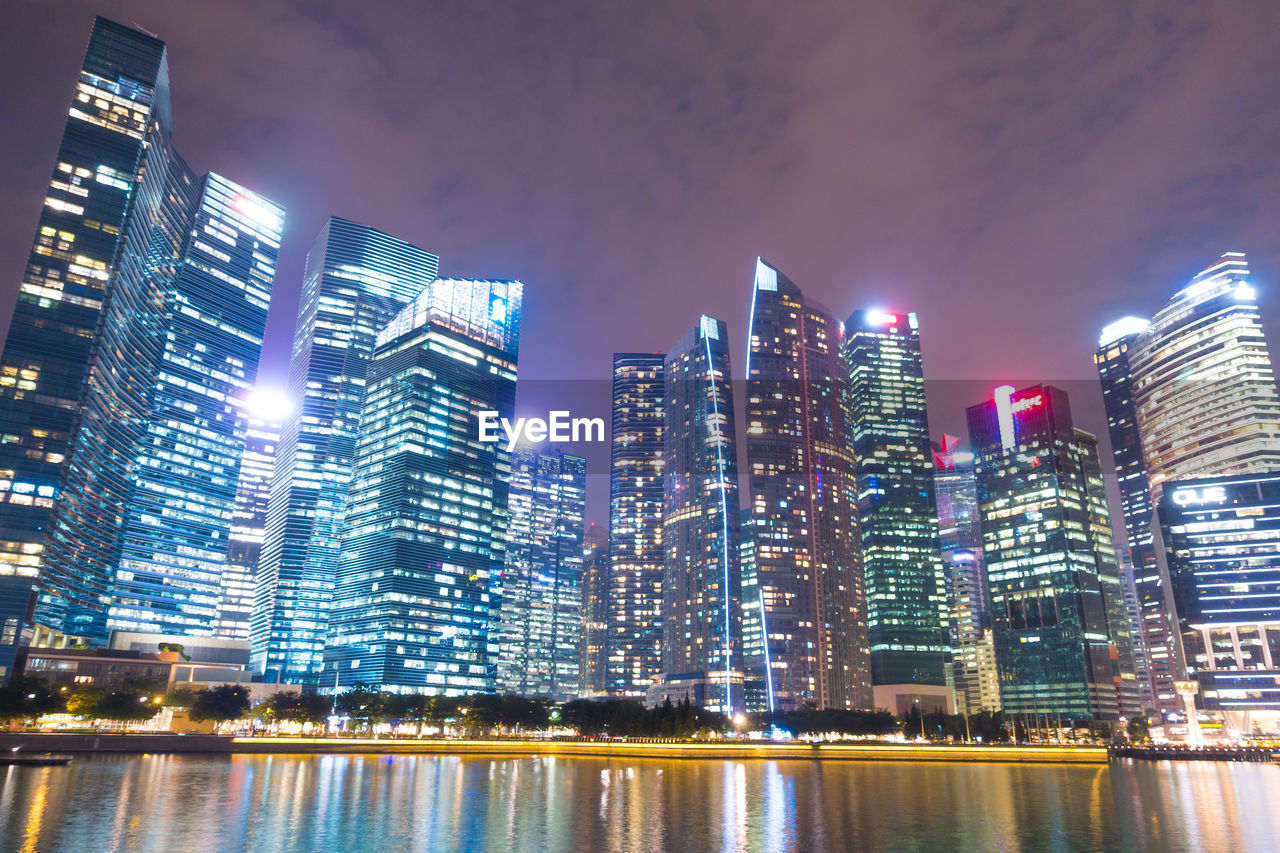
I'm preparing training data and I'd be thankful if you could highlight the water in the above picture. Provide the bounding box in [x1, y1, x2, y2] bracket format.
[1, 754, 1275, 852]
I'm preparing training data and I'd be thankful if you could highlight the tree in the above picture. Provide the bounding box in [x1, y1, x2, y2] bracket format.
[0, 675, 63, 721]
[94, 690, 162, 722]
[260, 691, 331, 724]
[190, 685, 250, 724]
[64, 684, 107, 719]
[1126, 716, 1151, 743]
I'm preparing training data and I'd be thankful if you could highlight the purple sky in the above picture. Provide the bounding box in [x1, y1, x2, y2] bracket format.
[3, 1, 1279, 523]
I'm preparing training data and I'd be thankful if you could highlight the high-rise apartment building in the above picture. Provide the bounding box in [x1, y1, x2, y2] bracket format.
[842, 310, 949, 714]
[605, 353, 665, 696]
[659, 316, 743, 714]
[0, 19, 170, 641]
[932, 436, 1000, 715]
[744, 260, 868, 711]
[496, 448, 587, 701]
[217, 393, 287, 640]
[967, 384, 1138, 721]
[322, 279, 521, 694]
[252, 218, 438, 683]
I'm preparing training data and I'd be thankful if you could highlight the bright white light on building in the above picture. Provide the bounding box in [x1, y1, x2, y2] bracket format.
[244, 387, 293, 422]
[1098, 316, 1150, 347]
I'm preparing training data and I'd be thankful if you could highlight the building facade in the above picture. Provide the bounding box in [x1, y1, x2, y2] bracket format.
[605, 353, 666, 696]
[967, 384, 1137, 722]
[1156, 473, 1280, 722]
[579, 540, 610, 696]
[933, 436, 1001, 715]
[252, 218, 438, 683]
[322, 279, 521, 694]
[842, 310, 949, 711]
[744, 259, 868, 712]
[496, 448, 587, 701]
[0, 19, 169, 642]
[661, 316, 743, 714]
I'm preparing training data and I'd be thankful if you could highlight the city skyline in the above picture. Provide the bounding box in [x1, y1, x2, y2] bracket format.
[3, 5, 1279, 517]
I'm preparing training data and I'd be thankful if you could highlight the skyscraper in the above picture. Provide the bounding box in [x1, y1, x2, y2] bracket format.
[218, 392, 288, 640]
[0, 19, 170, 642]
[1096, 317, 1182, 714]
[102, 174, 283, 637]
[967, 384, 1136, 722]
[1097, 253, 1280, 716]
[1131, 253, 1280, 494]
[252, 218, 438, 683]
[323, 278, 521, 694]
[497, 447, 587, 701]
[842, 310, 949, 714]
[605, 352, 665, 696]
[659, 316, 743, 714]
[932, 436, 1001, 715]
[744, 259, 868, 712]
[579, 538, 610, 697]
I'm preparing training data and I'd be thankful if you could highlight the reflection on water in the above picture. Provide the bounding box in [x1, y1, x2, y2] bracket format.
[1, 754, 1276, 852]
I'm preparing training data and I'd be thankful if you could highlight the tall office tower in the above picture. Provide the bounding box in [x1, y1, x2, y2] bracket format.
[579, 540, 610, 696]
[1156, 473, 1280, 722]
[605, 353, 665, 696]
[660, 316, 743, 714]
[217, 393, 287, 640]
[1096, 318, 1183, 715]
[323, 279, 521, 693]
[744, 260, 868, 712]
[0, 19, 170, 642]
[100, 174, 282, 636]
[1114, 545, 1155, 711]
[252, 219, 438, 683]
[1132, 253, 1280, 494]
[932, 436, 1000, 715]
[842, 310, 950, 714]
[496, 448, 587, 701]
[967, 385, 1137, 722]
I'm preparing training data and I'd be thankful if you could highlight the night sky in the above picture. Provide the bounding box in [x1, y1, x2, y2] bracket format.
[3, 1, 1279, 524]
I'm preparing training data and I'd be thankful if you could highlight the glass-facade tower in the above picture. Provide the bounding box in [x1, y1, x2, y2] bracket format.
[252, 218, 438, 683]
[662, 316, 743, 714]
[842, 310, 949, 701]
[0, 19, 169, 641]
[744, 259, 869, 711]
[496, 448, 587, 701]
[968, 384, 1137, 721]
[322, 279, 521, 693]
[605, 353, 665, 696]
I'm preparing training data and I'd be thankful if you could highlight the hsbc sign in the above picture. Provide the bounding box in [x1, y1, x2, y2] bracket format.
[1171, 486, 1228, 507]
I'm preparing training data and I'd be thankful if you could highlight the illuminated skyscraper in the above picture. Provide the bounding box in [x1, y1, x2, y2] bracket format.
[323, 279, 521, 693]
[100, 174, 283, 637]
[1132, 253, 1280, 494]
[968, 384, 1138, 721]
[605, 352, 665, 696]
[744, 260, 868, 712]
[579, 538, 610, 696]
[932, 436, 1001, 715]
[659, 316, 743, 714]
[842, 310, 949, 713]
[1097, 253, 1280, 715]
[0, 19, 170, 642]
[217, 394, 287, 640]
[1096, 318, 1182, 714]
[252, 218, 438, 683]
[497, 448, 587, 701]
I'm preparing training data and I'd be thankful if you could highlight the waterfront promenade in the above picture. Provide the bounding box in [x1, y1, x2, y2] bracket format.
[0, 733, 1107, 763]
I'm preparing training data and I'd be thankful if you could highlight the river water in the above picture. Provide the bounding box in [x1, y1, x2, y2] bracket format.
[0, 754, 1274, 852]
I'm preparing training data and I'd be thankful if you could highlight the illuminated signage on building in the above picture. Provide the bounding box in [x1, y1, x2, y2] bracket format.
[1171, 486, 1228, 507]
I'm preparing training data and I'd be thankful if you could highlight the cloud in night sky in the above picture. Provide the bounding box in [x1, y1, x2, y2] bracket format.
[2, 0, 1279, 516]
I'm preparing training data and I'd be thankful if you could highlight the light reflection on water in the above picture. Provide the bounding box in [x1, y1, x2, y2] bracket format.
[1, 754, 1276, 852]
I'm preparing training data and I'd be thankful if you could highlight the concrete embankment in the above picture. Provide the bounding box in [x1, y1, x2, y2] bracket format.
[0, 733, 1107, 764]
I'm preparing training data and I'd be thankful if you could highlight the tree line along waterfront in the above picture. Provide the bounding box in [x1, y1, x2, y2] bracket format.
[0, 675, 1142, 744]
